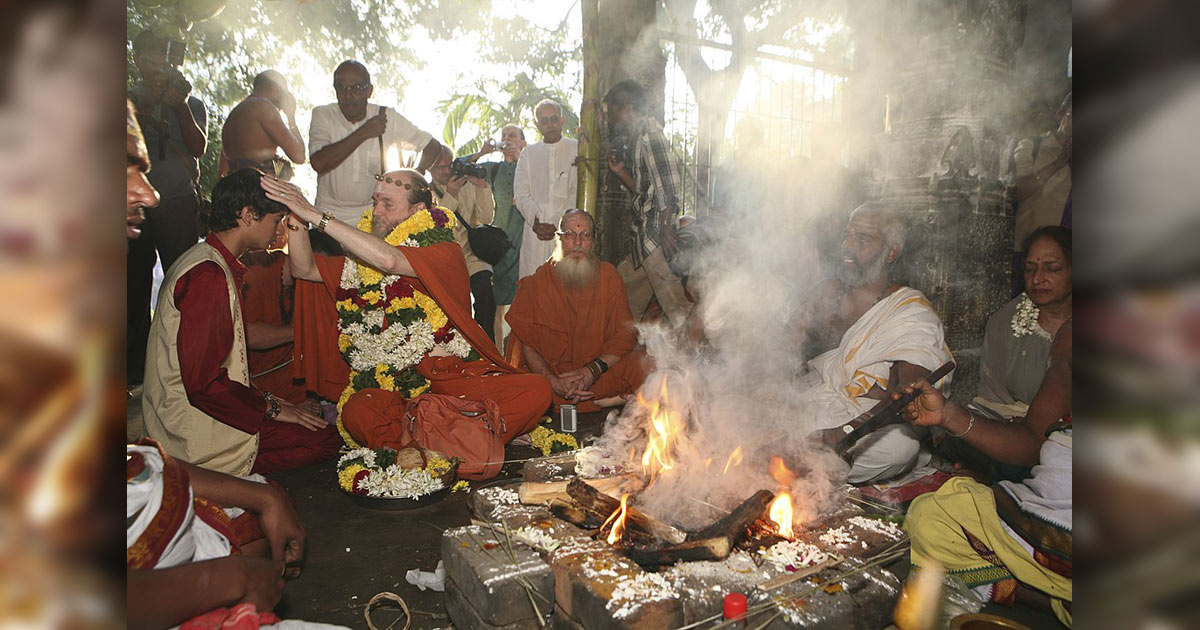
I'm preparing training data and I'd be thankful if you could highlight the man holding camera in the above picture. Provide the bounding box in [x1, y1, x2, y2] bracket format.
[128, 30, 208, 385]
[430, 145, 498, 340]
[309, 60, 441, 251]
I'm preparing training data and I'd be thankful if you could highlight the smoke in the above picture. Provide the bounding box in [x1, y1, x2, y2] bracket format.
[588, 170, 849, 531]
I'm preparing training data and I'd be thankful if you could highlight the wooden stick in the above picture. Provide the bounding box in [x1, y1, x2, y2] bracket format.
[691, 489, 775, 543]
[757, 555, 843, 591]
[566, 478, 687, 544]
[626, 536, 733, 566]
[518, 474, 639, 505]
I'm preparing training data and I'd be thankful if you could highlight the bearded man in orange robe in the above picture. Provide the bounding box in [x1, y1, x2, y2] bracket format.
[506, 209, 648, 413]
[259, 171, 551, 447]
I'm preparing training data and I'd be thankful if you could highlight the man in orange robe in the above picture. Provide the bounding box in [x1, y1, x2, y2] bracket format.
[261, 171, 551, 446]
[506, 209, 648, 413]
[240, 248, 307, 405]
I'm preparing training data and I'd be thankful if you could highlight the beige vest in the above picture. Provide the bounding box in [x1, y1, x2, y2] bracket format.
[143, 242, 259, 475]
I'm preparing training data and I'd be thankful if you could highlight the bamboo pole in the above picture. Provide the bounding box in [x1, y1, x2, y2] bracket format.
[576, 0, 601, 218]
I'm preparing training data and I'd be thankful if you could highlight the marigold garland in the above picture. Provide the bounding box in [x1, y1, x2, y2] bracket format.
[334, 205, 479, 447]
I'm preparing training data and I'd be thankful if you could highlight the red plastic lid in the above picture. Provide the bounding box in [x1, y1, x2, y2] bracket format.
[723, 592, 748, 620]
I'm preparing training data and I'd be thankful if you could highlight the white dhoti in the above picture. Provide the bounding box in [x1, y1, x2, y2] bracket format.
[798, 287, 953, 484]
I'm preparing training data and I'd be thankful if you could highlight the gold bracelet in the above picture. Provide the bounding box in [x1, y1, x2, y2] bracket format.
[317, 211, 334, 233]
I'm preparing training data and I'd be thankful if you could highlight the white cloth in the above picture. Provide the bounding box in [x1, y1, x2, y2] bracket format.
[512, 138, 578, 279]
[126, 445, 232, 569]
[797, 286, 953, 483]
[309, 103, 434, 223]
[999, 430, 1072, 532]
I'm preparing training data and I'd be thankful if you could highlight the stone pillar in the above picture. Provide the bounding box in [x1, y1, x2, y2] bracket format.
[849, 0, 1027, 402]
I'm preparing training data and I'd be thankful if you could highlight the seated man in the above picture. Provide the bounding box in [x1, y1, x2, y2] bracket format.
[506, 209, 648, 412]
[127, 441, 304, 630]
[260, 171, 551, 447]
[142, 168, 341, 476]
[240, 243, 308, 406]
[803, 202, 953, 484]
[901, 320, 1072, 626]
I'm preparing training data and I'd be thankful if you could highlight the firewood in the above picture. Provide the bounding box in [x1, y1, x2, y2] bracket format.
[566, 478, 688, 545]
[549, 501, 603, 528]
[626, 536, 733, 566]
[691, 489, 775, 544]
[518, 474, 639, 505]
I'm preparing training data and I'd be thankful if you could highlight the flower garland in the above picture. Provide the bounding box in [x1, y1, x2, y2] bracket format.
[334, 205, 479, 446]
[336, 446, 456, 498]
[1010, 293, 1051, 341]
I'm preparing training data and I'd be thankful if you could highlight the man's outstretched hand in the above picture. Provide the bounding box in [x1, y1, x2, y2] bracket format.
[275, 400, 326, 432]
[894, 378, 947, 428]
[257, 485, 306, 576]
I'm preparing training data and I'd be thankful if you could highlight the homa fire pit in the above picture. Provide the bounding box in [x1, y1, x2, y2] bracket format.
[442, 450, 908, 630]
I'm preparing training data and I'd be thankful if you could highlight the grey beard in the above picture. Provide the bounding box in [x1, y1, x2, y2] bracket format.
[836, 251, 887, 287]
[554, 254, 599, 290]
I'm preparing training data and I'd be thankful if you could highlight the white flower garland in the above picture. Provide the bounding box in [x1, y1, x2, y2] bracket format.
[356, 465, 445, 498]
[1010, 293, 1051, 341]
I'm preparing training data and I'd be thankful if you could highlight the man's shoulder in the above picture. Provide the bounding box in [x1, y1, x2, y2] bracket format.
[310, 103, 341, 120]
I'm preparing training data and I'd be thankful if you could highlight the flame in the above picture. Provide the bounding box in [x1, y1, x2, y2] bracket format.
[769, 455, 797, 487]
[722, 446, 744, 475]
[384, 145, 401, 171]
[602, 494, 630, 545]
[769, 491, 794, 538]
[636, 380, 682, 479]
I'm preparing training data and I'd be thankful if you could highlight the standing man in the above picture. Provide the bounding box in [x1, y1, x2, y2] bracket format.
[127, 30, 208, 385]
[513, 100, 578, 281]
[308, 60, 441, 251]
[429, 145, 498, 340]
[603, 80, 692, 326]
[220, 70, 306, 180]
[142, 169, 341, 476]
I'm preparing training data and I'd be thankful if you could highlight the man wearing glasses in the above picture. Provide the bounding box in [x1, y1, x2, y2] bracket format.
[506, 209, 647, 412]
[308, 60, 441, 251]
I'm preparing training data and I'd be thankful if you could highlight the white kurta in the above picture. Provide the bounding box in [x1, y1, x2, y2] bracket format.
[309, 103, 434, 223]
[512, 138, 578, 280]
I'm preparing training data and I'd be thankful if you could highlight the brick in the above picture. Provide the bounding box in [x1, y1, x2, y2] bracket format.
[548, 542, 683, 630]
[444, 575, 549, 630]
[522, 453, 577, 482]
[442, 525, 555, 627]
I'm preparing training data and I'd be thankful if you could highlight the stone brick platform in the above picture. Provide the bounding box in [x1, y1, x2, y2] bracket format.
[441, 456, 906, 629]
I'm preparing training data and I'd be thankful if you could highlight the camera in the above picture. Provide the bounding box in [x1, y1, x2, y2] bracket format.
[451, 157, 488, 180]
[163, 39, 191, 96]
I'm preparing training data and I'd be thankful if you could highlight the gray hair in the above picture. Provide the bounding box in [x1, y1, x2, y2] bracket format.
[534, 99, 564, 118]
[850, 202, 907, 255]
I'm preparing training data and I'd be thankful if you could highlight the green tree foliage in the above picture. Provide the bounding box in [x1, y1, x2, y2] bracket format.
[437, 12, 582, 157]
[127, 0, 489, 193]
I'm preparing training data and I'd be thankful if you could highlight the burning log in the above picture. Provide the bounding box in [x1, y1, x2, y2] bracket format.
[517, 474, 639, 505]
[623, 490, 776, 566]
[691, 489, 775, 542]
[626, 536, 732, 566]
[565, 478, 688, 544]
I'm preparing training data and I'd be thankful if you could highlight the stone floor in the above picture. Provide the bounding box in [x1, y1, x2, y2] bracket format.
[127, 394, 1060, 629]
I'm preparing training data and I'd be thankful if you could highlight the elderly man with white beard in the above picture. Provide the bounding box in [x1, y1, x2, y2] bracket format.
[506, 209, 649, 413]
[799, 202, 954, 484]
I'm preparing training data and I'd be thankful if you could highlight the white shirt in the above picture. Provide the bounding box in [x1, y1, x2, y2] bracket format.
[512, 138, 578, 279]
[309, 103, 434, 223]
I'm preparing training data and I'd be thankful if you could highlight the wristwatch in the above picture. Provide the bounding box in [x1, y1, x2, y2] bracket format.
[841, 422, 856, 434]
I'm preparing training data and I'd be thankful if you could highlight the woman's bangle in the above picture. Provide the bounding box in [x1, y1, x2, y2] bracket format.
[947, 412, 975, 437]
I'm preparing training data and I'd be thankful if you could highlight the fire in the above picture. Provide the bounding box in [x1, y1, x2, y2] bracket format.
[769, 455, 797, 486]
[722, 446, 744, 475]
[602, 494, 630, 545]
[767, 456, 798, 537]
[769, 491, 794, 538]
[636, 380, 682, 480]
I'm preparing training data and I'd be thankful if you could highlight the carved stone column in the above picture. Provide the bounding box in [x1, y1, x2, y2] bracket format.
[849, 0, 1027, 402]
